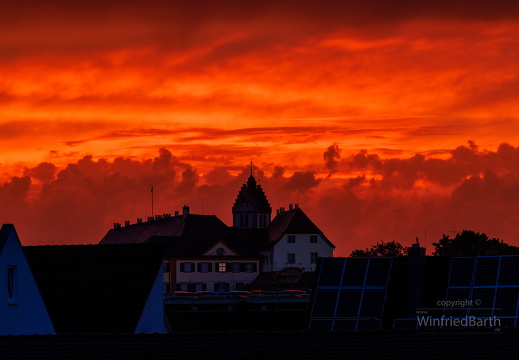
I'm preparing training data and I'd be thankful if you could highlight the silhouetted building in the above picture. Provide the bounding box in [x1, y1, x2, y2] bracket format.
[101, 168, 334, 292]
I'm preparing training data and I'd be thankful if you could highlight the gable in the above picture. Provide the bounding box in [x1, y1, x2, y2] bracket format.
[202, 241, 238, 256]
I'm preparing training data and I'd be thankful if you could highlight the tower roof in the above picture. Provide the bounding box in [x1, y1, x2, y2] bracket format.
[233, 173, 271, 214]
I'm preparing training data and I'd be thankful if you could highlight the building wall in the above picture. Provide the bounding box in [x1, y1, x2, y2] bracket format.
[271, 234, 333, 272]
[173, 259, 260, 291]
[0, 228, 55, 335]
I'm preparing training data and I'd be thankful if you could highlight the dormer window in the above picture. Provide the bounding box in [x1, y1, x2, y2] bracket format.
[7, 266, 16, 302]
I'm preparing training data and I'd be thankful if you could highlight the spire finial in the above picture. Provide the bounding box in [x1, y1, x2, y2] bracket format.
[250, 159, 253, 176]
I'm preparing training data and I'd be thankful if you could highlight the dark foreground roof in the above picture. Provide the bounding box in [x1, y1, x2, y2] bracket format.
[24, 244, 167, 334]
[101, 214, 262, 258]
[0, 330, 518, 360]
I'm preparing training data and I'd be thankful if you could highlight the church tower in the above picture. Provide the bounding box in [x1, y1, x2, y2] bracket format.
[232, 164, 272, 228]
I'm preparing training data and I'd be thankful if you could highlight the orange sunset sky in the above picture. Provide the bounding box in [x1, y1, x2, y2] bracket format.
[2, 1, 519, 255]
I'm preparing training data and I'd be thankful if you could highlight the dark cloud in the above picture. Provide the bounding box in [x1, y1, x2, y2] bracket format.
[283, 171, 320, 193]
[323, 143, 341, 176]
[24, 162, 58, 183]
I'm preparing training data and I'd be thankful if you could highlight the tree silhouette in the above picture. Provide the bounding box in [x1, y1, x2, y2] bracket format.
[350, 240, 407, 257]
[432, 230, 519, 256]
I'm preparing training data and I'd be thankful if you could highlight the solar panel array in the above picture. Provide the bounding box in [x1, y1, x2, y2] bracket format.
[444, 256, 519, 328]
[309, 257, 392, 331]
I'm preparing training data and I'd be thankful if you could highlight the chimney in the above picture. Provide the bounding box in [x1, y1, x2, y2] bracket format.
[124, 220, 130, 227]
[295, 203, 299, 209]
[183, 205, 190, 218]
[407, 237, 426, 317]
[113, 223, 121, 229]
[137, 218, 143, 224]
[164, 213, 171, 218]
[280, 207, 285, 213]
[147, 216, 154, 222]
[155, 215, 162, 220]
[289, 204, 293, 212]
[174, 210, 179, 216]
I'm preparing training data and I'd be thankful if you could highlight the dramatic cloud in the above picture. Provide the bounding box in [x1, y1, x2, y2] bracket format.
[323, 143, 341, 177]
[2, 1, 519, 254]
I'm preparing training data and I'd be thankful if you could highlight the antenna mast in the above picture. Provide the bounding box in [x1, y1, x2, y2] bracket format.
[151, 185, 154, 217]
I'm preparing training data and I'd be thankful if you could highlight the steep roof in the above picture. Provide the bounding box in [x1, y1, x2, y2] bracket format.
[101, 214, 263, 258]
[232, 174, 272, 214]
[268, 207, 335, 248]
[0, 223, 16, 254]
[23, 243, 167, 334]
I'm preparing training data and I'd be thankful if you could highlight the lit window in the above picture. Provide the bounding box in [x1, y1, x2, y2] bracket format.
[217, 262, 227, 272]
[7, 266, 15, 301]
[287, 253, 295, 264]
[288, 235, 296, 243]
[232, 263, 240, 273]
[310, 235, 318, 243]
[311, 252, 318, 264]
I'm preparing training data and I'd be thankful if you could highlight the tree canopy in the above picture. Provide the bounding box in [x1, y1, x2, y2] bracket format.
[349, 230, 519, 257]
[432, 230, 519, 256]
[350, 240, 407, 257]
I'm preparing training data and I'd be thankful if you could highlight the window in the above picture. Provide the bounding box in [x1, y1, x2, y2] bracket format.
[216, 262, 227, 272]
[198, 262, 212, 273]
[232, 263, 241, 273]
[163, 262, 170, 273]
[311, 252, 319, 264]
[259, 214, 267, 227]
[195, 283, 207, 292]
[310, 235, 318, 243]
[236, 282, 245, 291]
[245, 263, 254, 273]
[287, 253, 296, 264]
[214, 282, 230, 292]
[240, 214, 249, 227]
[7, 266, 15, 301]
[288, 235, 296, 243]
[180, 262, 193, 273]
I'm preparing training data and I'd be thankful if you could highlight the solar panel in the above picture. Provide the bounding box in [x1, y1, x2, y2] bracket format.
[443, 287, 471, 317]
[448, 257, 475, 286]
[312, 289, 339, 317]
[499, 257, 519, 286]
[494, 287, 519, 317]
[444, 255, 519, 328]
[359, 289, 386, 317]
[336, 289, 362, 317]
[332, 320, 357, 331]
[309, 257, 393, 331]
[469, 288, 495, 317]
[318, 258, 345, 286]
[308, 320, 333, 331]
[474, 257, 499, 286]
[365, 258, 392, 286]
[342, 258, 368, 286]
